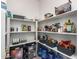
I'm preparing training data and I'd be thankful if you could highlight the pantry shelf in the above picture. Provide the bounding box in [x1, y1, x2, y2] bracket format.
[38, 41, 77, 59]
[39, 10, 77, 22]
[10, 40, 36, 47]
[10, 18, 36, 22]
[38, 31, 77, 35]
[10, 31, 36, 34]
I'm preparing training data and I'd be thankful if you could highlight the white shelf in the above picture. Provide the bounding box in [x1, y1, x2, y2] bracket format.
[38, 41, 77, 59]
[39, 10, 77, 22]
[10, 18, 36, 22]
[38, 31, 77, 36]
[10, 31, 36, 34]
[8, 31, 77, 35]
[10, 40, 36, 47]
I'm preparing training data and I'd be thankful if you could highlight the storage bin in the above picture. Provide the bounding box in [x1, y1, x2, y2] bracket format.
[57, 45, 75, 56]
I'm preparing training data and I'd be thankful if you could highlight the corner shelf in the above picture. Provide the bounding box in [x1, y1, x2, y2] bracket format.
[38, 41, 77, 59]
[10, 40, 36, 47]
[39, 10, 77, 22]
[38, 31, 77, 36]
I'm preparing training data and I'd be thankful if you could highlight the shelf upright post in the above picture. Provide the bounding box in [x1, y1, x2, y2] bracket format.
[35, 21, 38, 56]
[7, 17, 10, 52]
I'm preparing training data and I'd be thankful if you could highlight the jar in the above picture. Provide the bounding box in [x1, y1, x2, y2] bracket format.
[28, 26, 31, 31]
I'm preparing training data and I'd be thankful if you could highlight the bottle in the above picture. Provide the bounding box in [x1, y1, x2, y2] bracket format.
[28, 26, 31, 31]
[66, 19, 73, 32]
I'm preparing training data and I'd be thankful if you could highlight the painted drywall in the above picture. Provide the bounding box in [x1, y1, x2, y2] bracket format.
[7, 0, 77, 20]
[39, 0, 77, 20]
[7, 0, 40, 19]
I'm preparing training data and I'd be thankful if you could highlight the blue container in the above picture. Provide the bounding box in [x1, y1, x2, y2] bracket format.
[55, 53, 63, 59]
[38, 48, 42, 57]
[41, 49, 48, 59]
[48, 51, 55, 59]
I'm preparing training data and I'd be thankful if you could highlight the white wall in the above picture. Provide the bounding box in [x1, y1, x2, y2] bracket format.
[7, 0, 77, 20]
[39, 0, 77, 20]
[6, 0, 77, 30]
[7, 0, 40, 19]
